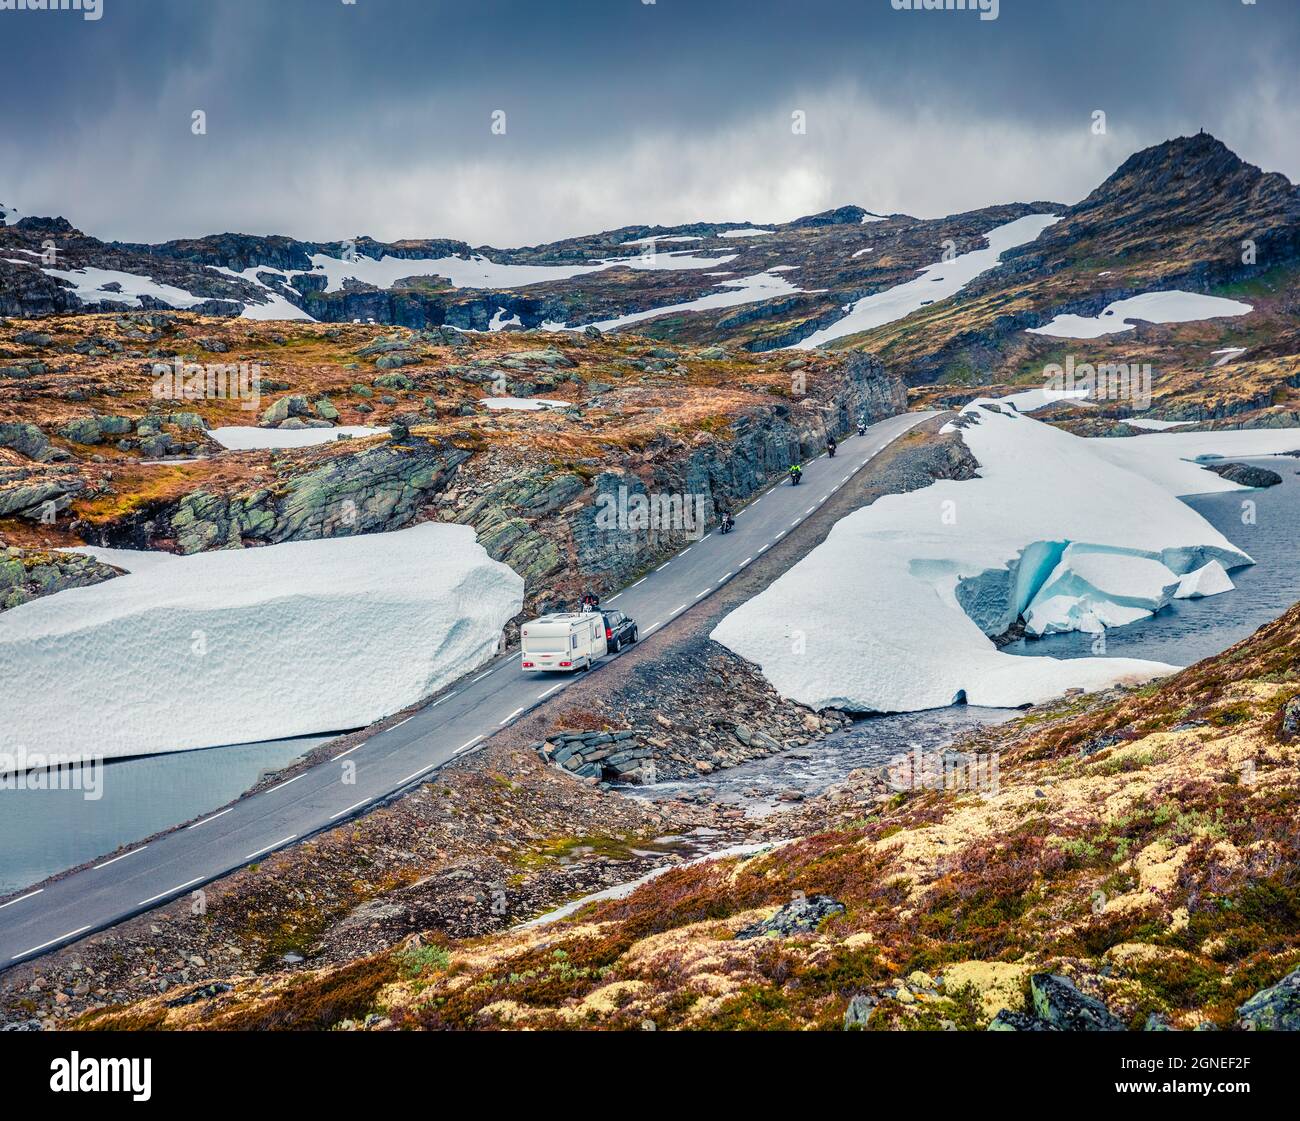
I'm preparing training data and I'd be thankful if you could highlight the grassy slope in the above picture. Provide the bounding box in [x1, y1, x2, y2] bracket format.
[77, 601, 1300, 1031]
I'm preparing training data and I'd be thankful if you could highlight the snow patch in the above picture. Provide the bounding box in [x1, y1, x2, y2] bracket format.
[789, 214, 1060, 350]
[717, 228, 775, 238]
[41, 266, 212, 310]
[1028, 291, 1253, 339]
[207, 425, 388, 450]
[479, 397, 568, 411]
[305, 248, 737, 293]
[560, 269, 811, 333]
[0, 524, 524, 762]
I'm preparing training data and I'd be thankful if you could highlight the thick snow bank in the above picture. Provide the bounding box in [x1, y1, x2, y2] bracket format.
[1028, 291, 1253, 339]
[712, 401, 1254, 713]
[789, 214, 1059, 350]
[0, 524, 524, 762]
[207, 425, 387, 450]
[1084, 429, 1300, 497]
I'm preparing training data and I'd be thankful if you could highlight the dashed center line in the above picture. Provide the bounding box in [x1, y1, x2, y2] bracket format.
[265, 774, 304, 795]
[12, 926, 92, 961]
[94, 847, 147, 870]
[139, 877, 204, 907]
[245, 835, 297, 862]
[0, 889, 43, 911]
[329, 798, 371, 821]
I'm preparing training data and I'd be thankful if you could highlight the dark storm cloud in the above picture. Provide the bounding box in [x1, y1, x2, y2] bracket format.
[1, 0, 1297, 244]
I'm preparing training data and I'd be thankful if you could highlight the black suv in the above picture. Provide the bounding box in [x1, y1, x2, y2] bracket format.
[601, 609, 638, 653]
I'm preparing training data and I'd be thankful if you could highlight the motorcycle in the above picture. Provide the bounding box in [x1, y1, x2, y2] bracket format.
[789, 467, 803, 486]
[856, 423, 866, 436]
[719, 513, 735, 535]
[828, 442, 837, 458]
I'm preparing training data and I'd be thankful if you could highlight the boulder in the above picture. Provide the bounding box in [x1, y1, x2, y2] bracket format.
[734, 895, 845, 940]
[1235, 965, 1300, 1031]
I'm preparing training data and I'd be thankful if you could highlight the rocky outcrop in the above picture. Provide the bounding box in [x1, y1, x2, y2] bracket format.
[1205, 462, 1284, 488]
[988, 973, 1125, 1031]
[0, 463, 86, 520]
[735, 894, 845, 940]
[0, 546, 120, 612]
[80, 438, 468, 553]
[1235, 965, 1300, 1031]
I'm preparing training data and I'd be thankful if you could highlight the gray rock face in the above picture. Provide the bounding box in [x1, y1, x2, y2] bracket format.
[0, 422, 50, 461]
[734, 894, 845, 940]
[86, 439, 467, 553]
[1235, 965, 1300, 1030]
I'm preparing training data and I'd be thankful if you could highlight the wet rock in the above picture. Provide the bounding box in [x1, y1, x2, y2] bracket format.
[1205, 462, 1282, 488]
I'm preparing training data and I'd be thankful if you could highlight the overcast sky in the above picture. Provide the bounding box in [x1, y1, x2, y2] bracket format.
[2, 0, 1297, 246]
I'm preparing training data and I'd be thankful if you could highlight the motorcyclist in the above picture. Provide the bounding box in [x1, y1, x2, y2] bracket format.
[827, 434, 838, 458]
[719, 509, 735, 534]
[789, 463, 803, 485]
[856, 419, 866, 436]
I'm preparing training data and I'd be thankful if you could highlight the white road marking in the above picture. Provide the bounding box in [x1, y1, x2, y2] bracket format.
[605, 592, 622, 602]
[0, 889, 43, 910]
[775, 530, 787, 539]
[805, 506, 815, 514]
[245, 835, 297, 861]
[470, 670, 493, 684]
[139, 877, 204, 906]
[694, 590, 708, 599]
[94, 847, 147, 870]
[266, 774, 304, 794]
[758, 544, 770, 554]
[454, 735, 484, 755]
[329, 798, 371, 821]
[187, 807, 234, 829]
[680, 546, 693, 555]
[740, 557, 752, 567]
[430, 690, 460, 709]
[499, 707, 524, 725]
[790, 519, 801, 527]
[537, 683, 564, 699]
[399, 766, 432, 785]
[12, 926, 92, 960]
[656, 561, 672, 571]
[630, 577, 647, 588]
[717, 573, 732, 584]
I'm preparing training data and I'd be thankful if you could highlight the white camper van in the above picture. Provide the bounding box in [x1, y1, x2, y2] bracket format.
[520, 612, 608, 673]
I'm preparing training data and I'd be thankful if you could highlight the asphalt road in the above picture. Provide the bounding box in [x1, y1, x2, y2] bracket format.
[0, 409, 934, 970]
